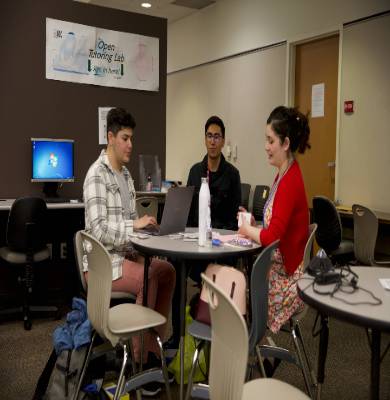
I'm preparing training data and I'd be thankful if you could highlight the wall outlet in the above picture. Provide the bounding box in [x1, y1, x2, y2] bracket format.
[60, 242, 67, 260]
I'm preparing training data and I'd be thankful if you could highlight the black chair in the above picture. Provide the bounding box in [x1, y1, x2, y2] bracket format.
[312, 196, 354, 264]
[0, 197, 56, 330]
[241, 183, 251, 210]
[252, 185, 270, 222]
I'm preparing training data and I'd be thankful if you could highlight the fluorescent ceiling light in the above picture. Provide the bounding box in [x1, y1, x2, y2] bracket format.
[141, 2, 152, 7]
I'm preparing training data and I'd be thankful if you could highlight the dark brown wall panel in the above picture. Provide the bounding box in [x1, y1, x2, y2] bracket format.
[0, 0, 167, 198]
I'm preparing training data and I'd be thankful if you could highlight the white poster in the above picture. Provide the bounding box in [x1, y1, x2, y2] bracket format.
[98, 107, 113, 145]
[46, 18, 159, 91]
[311, 83, 325, 118]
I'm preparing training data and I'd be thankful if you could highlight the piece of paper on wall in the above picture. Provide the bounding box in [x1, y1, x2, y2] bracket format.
[311, 83, 325, 118]
[99, 107, 113, 144]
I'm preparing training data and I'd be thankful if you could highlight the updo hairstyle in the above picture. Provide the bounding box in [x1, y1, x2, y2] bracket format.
[266, 106, 311, 154]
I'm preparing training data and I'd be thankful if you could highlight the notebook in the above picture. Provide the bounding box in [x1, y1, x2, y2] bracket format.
[136, 186, 194, 236]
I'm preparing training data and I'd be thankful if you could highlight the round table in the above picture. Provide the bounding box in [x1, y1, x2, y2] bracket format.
[298, 266, 390, 400]
[131, 228, 261, 400]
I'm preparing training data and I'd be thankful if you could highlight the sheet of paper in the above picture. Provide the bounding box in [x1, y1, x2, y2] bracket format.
[311, 83, 325, 118]
[98, 107, 113, 144]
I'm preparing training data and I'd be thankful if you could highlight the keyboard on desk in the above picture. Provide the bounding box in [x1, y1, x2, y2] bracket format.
[137, 223, 160, 235]
[45, 198, 71, 203]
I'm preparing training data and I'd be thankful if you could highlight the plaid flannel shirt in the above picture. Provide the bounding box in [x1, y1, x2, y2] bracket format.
[83, 150, 138, 280]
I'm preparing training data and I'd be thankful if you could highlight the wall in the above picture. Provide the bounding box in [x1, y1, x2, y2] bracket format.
[166, 44, 286, 195]
[168, 0, 390, 73]
[337, 14, 390, 211]
[167, 0, 390, 212]
[0, 0, 167, 199]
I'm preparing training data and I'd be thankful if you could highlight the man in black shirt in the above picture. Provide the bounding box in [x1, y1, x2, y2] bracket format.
[165, 116, 242, 351]
[187, 115, 241, 230]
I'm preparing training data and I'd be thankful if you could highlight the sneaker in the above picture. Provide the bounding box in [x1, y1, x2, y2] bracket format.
[141, 381, 162, 397]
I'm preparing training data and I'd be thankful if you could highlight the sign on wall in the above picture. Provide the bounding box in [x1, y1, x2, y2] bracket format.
[46, 18, 159, 91]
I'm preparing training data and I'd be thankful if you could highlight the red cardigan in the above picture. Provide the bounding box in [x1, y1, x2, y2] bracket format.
[259, 160, 309, 275]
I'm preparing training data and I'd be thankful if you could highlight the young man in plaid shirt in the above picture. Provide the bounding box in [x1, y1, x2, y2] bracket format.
[83, 107, 175, 396]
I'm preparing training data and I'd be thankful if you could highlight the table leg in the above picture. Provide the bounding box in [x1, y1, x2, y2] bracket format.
[142, 256, 151, 306]
[370, 329, 381, 400]
[179, 260, 188, 400]
[141, 256, 151, 368]
[316, 314, 329, 400]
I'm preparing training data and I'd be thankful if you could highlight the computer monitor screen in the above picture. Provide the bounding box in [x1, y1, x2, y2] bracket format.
[31, 138, 74, 182]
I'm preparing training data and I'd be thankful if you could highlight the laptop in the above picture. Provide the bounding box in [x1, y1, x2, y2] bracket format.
[137, 186, 194, 236]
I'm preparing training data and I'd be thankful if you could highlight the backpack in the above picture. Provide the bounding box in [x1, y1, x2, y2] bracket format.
[196, 264, 247, 325]
[43, 346, 89, 400]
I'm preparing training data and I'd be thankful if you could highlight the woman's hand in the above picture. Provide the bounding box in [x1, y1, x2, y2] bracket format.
[237, 206, 256, 226]
[238, 218, 262, 244]
[133, 215, 157, 230]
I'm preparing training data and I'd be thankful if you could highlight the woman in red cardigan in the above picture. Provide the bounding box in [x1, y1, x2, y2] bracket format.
[239, 106, 310, 333]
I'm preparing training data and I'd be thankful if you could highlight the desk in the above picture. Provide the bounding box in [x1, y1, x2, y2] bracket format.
[0, 199, 84, 210]
[0, 199, 84, 305]
[337, 205, 390, 225]
[298, 267, 390, 400]
[131, 229, 261, 400]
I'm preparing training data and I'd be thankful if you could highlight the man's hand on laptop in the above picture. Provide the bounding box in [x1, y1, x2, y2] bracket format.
[134, 215, 157, 230]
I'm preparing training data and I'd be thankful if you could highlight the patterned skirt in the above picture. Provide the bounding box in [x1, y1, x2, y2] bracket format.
[268, 249, 304, 333]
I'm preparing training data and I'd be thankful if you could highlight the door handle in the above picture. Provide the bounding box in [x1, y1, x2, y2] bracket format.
[327, 161, 336, 168]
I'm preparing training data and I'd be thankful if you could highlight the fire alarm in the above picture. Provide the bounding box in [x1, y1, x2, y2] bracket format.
[344, 100, 354, 114]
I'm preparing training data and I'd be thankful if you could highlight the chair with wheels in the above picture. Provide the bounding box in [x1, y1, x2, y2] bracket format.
[241, 183, 251, 210]
[74, 231, 172, 400]
[252, 185, 270, 222]
[73, 230, 136, 303]
[0, 197, 57, 330]
[185, 241, 279, 400]
[203, 273, 309, 400]
[136, 197, 158, 219]
[258, 224, 318, 398]
[312, 195, 354, 264]
[352, 204, 390, 266]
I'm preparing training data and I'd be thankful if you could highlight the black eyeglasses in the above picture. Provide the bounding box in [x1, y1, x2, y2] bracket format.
[206, 133, 223, 142]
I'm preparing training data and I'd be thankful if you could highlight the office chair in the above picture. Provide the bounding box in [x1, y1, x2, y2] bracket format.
[252, 185, 270, 222]
[186, 241, 279, 400]
[352, 204, 390, 266]
[73, 231, 136, 303]
[0, 197, 57, 330]
[312, 196, 354, 264]
[136, 197, 158, 219]
[202, 273, 309, 400]
[74, 231, 172, 400]
[241, 183, 251, 210]
[258, 224, 318, 398]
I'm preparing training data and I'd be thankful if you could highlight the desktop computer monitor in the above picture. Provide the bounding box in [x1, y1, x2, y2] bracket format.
[31, 138, 74, 197]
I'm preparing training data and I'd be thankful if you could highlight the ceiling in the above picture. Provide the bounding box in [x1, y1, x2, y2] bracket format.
[75, 0, 216, 23]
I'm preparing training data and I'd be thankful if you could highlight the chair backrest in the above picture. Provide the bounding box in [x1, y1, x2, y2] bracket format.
[252, 185, 270, 221]
[303, 223, 318, 271]
[248, 240, 280, 354]
[352, 204, 378, 265]
[6, 197, 48, 253]
[74, 230, 87, 294]
[136, 196, 158, 219]
[240, 183, 251, 210]
[79, 231, 117, 346]
[202, 273, 248, 400]
[312, 196, 342, 254]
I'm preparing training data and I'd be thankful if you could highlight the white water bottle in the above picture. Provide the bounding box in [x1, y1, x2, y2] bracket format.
[198, 177, 210, 246]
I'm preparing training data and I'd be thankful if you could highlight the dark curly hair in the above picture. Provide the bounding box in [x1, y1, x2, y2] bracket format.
[107, 107, 136, 135]
[266, 106, 310, 154]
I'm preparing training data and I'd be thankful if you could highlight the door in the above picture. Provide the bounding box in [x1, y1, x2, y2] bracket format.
[294, 35, 339, 207]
